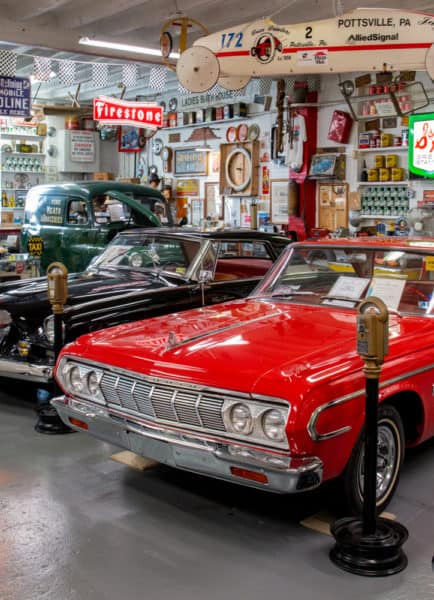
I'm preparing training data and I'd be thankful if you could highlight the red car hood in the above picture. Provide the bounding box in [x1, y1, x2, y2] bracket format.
[64, 299, 430, 398]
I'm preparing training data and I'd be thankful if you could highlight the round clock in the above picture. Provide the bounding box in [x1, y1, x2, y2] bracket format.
[226, 126, 237, 143]
[237, 123, 248, 142]
[152, 137, 163, 155]
[169, 97, 178, 112]
[225, 146, 252, 192]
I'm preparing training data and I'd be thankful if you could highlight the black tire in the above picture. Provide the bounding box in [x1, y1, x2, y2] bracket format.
[341, 404, 405, 516]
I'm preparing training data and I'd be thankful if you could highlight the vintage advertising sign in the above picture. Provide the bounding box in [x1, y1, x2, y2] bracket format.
[70, 131, 95, 162]
[174, 148, 208, 176]
[27, 236, 44, 257]
[408, 113, 434, 178]
[0, 76, 31, 117]
[177, 8, 434, 93]
[93, 96, 162, 129]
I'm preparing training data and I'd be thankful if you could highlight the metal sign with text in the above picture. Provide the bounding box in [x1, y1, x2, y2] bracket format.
[0, 76, 31, 117]
[93, 96, 162, 129]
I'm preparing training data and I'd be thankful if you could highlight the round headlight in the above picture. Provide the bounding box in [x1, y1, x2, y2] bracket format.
[262, 409, 286, 441]
[230, 403, 253, 434]
[69, 366, 82, 393]
[87, 371, 100, 395]
[43, 315, 54, 344]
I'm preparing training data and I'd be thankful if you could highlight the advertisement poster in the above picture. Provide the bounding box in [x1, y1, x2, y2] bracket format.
[70, 131, 95, 162]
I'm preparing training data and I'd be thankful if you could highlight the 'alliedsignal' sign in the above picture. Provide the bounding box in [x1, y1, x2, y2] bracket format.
[93, 96, 162, 129]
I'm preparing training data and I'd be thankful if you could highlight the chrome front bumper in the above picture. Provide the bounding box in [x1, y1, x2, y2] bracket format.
[52, 396, 323, 494]
[0, 357, 53, 383]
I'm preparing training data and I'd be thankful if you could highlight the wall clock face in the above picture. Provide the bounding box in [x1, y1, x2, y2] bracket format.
[152, 138, 163, 155]
[225, 147, 252, 192]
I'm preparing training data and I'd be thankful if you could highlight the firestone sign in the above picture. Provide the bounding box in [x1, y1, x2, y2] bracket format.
[93, 96, 162, 129]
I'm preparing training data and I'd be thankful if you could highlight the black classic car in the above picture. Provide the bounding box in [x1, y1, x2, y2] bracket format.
[0, 228, 290, 386]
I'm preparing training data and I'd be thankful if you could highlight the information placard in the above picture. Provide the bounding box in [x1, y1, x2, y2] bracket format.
[0, 76, 31, 117]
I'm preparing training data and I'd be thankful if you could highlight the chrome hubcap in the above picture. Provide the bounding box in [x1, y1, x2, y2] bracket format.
[358, 422, 397, 501]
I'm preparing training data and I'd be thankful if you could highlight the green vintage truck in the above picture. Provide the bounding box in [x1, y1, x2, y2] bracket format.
[21, 181, 173, 273]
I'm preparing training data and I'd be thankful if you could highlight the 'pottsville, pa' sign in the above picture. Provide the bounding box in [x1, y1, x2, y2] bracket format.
[0, 76, 31, 117]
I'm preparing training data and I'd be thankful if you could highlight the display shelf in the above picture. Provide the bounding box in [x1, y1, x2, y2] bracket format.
[360, 214, 405, 219]
[1, 207, 24, 212]
[0, 132, 45, 140]
[0, 151, 45, 157]
[357, 146, 408, 153]
[1, 170, 44, 174]
[357, 181, 408, 186]
[340, 80, 429, 120]
[163, 116, 251, 131]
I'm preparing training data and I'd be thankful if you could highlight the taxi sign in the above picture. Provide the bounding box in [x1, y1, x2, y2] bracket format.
[27, 236, 44, 257]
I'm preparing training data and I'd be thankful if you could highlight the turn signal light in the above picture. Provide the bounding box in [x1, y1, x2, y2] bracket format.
[230, 466, 268, 484]
[69, 417, 89, 430]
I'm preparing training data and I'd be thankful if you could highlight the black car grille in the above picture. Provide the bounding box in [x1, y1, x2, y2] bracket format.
[100, 371, 226, 432]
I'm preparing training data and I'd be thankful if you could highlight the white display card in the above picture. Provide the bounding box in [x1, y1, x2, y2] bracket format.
[323, 276, 370, 307]
[367, 277, 406, 311]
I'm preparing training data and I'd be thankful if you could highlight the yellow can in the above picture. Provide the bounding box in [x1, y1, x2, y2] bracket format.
[391, 167, 404, 181]
[368, 168, 378, 181]
[374, 155, 385, 168]
[381, 133, 393, 147]
[379, 168, 390, 181]
[386, 154, 398, 168]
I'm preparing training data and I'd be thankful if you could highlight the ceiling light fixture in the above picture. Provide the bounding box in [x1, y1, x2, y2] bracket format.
[79, 37, 180, 59]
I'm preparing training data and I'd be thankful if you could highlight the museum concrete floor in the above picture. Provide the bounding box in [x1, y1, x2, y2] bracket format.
[0, 380, 433, 600]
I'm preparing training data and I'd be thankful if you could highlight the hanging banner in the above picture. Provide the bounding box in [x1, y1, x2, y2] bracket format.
[93, 96, 162, 129]
[0, 76, 31, 117]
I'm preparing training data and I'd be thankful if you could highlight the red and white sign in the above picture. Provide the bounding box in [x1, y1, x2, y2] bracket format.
[93, 96, 162, 129]
[70, 130, 95, 162]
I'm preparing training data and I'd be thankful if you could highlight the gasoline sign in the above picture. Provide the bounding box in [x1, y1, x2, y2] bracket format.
[27, 236, 44, 257]
[0, 76, 31, 117]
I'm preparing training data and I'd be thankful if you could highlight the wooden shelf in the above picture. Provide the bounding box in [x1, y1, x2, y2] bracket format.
[163, 116, 251, 131]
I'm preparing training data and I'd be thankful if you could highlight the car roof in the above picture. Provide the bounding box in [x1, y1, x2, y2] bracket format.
[114, 227, 291, 242]
[294, 237, 434, 251]
[26, 180, 165, 200]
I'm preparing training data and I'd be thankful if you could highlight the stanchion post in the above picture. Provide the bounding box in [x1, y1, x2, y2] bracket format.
[35, 262, 72, 434]
[329, 297, 408, 577]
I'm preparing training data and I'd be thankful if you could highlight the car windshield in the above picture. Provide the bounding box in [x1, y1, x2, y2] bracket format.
[89, 233, 205, 277]
[257, 245, 434, 316]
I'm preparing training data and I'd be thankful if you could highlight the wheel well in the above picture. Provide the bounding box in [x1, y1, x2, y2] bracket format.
[382, 391, 425, 444]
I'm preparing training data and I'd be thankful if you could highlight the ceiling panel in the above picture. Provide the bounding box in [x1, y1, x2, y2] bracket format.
[0, 0, 433, 104]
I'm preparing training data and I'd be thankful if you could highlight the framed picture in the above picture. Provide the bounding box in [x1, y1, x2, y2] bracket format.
[118, 126, 142, 153]
[176, 179, 200, 196]
[309, 154, 337, 178]
[174, 148, 208, 176]
[205, 181, 223, 219]
[270, 179, 289, 224]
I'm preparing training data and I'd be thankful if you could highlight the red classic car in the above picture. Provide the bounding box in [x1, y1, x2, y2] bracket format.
[52, 238, 434, 514]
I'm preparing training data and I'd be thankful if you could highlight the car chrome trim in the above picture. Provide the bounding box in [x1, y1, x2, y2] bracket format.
[51, 396, 323, 494]
[0, 358, 53, 383]
[162, 311, 282, 352]
[308, 363, 434, 442]
[57, 356, 291, 450]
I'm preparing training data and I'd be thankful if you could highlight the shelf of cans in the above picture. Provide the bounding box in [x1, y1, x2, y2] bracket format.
[359, 186, 410, 216]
